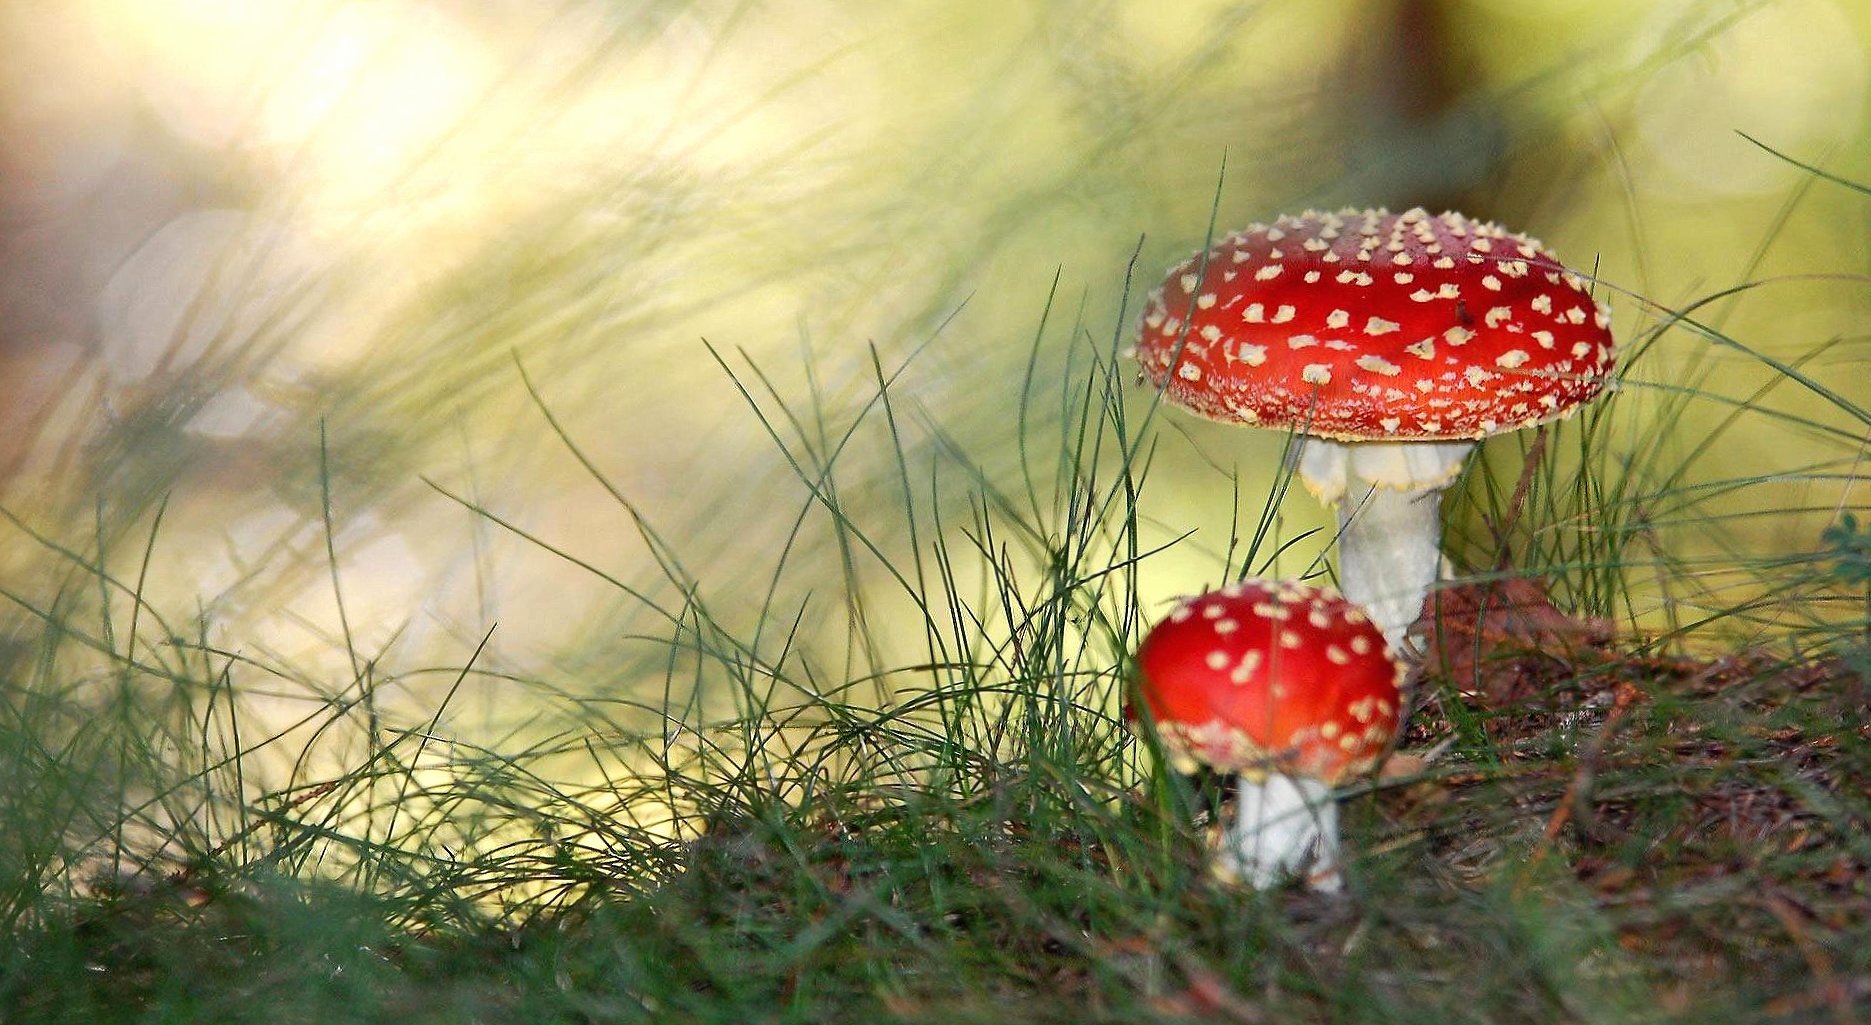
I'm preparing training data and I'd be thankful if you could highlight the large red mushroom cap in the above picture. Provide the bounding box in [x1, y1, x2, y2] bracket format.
[1132, 207, 1614, 442]
[1134, 579, 1404, 783]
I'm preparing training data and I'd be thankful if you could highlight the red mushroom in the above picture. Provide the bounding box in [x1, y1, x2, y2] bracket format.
[1132, 207, 1614, 653]
[1134, 578, 1404, 890]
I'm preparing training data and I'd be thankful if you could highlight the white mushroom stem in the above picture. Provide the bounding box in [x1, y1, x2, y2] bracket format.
[1335, 484, 1445, 657]
[1298, 438, 1475, 656]
[1217, 773, 1341, 891]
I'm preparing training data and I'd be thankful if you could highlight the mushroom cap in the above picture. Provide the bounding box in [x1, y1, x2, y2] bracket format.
[1132, 207, 1615, 442]
[1134, 579, 1405, 782]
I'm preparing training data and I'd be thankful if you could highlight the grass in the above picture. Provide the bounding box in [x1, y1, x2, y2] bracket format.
[4, 226, 1871, 1025]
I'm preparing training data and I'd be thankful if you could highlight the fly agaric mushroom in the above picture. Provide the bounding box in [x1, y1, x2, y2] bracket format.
[1133, 578, 1404, 890]
[1132, 207, 1614, 654]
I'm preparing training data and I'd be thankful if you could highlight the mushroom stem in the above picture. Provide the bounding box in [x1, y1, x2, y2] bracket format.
[1298, 438, 1474, 656]
[1335, 482, 1443, 657]
[1218, 773, 1341, 891]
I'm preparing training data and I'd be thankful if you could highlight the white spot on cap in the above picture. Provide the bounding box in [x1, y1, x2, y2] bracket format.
[1394, 272, 1415, 284]
[1321, 721, 1342, 739]
[1243, 303, 1265, 323]
[1326, 309, 1351, 329]
[1229, 649, 1263, 684]
[1214, 619, 1239, 634]
[1570, 341, 1591, 358]
[1444, 326, 1474, 346]
[1485, 306, 1514, 328]
[1364, 316, 1401, 336]
[1254, 264, 1284, 281]
[1532, 330, 1555, 349]
[1287, 334, 1319, 349]
[1271, 305, 1296, 324]
[1280, 630, 1302, 649]
[1301, 364, 1332, 385]
[1409, 289, 1436, 303]
[1205, 650, 1229, 671]
[1179, 273, 1198, 293]
[1437, 282, 1460, 299]
[1196, 293, 1217, 309]
[1405, 338, 1435, 359]
[1326, 645, 1350, 665]
[1380, 416, 1401, 433]
[1177, 363, 1202, 381]
[1482, 275, 1502, 291]
[1199, 325, 1222, 342]
[1531, 294, 1554, 315]
[1464, 364, 1494, 386]
[1496, 349, 1530, 370]
[1304, 270, 1322, 283]
[1238, 343, 1268, 366]
[1355, 354, 1402, 376]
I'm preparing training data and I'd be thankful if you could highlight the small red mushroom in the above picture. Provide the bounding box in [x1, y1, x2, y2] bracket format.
[1133, 578, 1404, 890]
[1132, 208, 1614, 653]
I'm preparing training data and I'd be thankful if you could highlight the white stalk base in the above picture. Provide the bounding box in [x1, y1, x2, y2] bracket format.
[1297, 438, 1474, 657]
[1216, 773, 1342, 892]
[1336, 483, 1443, 658]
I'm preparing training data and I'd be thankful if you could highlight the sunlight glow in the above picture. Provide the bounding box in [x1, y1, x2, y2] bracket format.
[1632, 0, 1868, 196]
[254, 3, 495, 204]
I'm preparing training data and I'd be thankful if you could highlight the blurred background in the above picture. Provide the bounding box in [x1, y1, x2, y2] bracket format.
[2, 0, 1869, 741]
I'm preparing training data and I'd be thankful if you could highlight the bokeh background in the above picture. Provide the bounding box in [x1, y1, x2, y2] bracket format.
[3, 0, 1869, 741]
